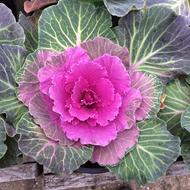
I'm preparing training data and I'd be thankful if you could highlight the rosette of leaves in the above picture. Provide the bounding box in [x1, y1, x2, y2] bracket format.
[0, 3, 27, 165]
[12, 0, 190, 185]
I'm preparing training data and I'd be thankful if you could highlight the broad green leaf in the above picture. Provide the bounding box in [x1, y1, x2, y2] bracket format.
[0, 118, 7, 159]
[16, 51, 36, 84]
[19, 12, 41, 52]
[103, 0, 177, 17]
[0, 3, 25, 45]
[159, 79, 190, 135]
[116, 6, 190, 80]
[0, 44, 28, 125]
[38, 0, 115, 51]
[181, 106, 190, 132]
[17, 112, 93, 173]
[108, 119, 180, 185]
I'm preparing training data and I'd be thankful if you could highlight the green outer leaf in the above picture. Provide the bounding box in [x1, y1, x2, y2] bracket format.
[181, 106, 190, 132]
[16, 51, 36, 84]
[108, 119, 180, 185]
[159, 79, 190, 135]
[116, 6, 190, 79]
[103, 0, 144, 17]
[38, 0, 115, 51]
[0, 118, 7, 159]
[0, 44, 28, 125]
[0, 3, 25, 45]
[104, 0, 190, 25]
[103, 0, 177, 17]
[19, 12, 41, 52]
[17, 112, 93, 173]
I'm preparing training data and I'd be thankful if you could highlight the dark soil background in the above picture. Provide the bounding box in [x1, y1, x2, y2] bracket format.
[0, 0, 25, 19]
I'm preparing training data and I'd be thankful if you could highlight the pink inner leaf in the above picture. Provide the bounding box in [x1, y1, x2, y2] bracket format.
[92, 125, 139, 165]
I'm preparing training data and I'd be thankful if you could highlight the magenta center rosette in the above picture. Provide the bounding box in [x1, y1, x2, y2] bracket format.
[18, 37, 157, 165]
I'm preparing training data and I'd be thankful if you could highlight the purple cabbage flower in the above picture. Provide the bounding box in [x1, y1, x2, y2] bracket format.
[18, 37, 158, 165]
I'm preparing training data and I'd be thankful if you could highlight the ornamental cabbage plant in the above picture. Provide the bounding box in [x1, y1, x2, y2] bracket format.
[2, 0, 190, 185]
[18, 37, 158, 166]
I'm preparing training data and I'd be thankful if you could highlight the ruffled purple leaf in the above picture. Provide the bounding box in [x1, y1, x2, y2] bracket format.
[18, 50, 61, 105]
[81, 37, 130, 68]
[17, 112, 93, 173]
[92, 125, 139, 165]
[130, 72, 163, 120]
[29, 93, 74, 145]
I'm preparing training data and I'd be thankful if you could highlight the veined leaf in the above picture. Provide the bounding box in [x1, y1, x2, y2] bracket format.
[181, 107, 190, 132]
[103, 0, 190, 25]
[176, 0, 190, 25]
[17, 112, 93, 173]
[19, 12, 41, 52]
[0, 118, 7, 159]
[116, 6, 190, 80]
[130, 72, 163, 120]
[0, 3, 24, 45]
[108, 119, 180, 185]
[159, 79, 190, 135]
[103, 0, 177, 17]
[38, 0, 115, 51]
[16, 51, 36, 84]
[0, 44, 28, 125]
